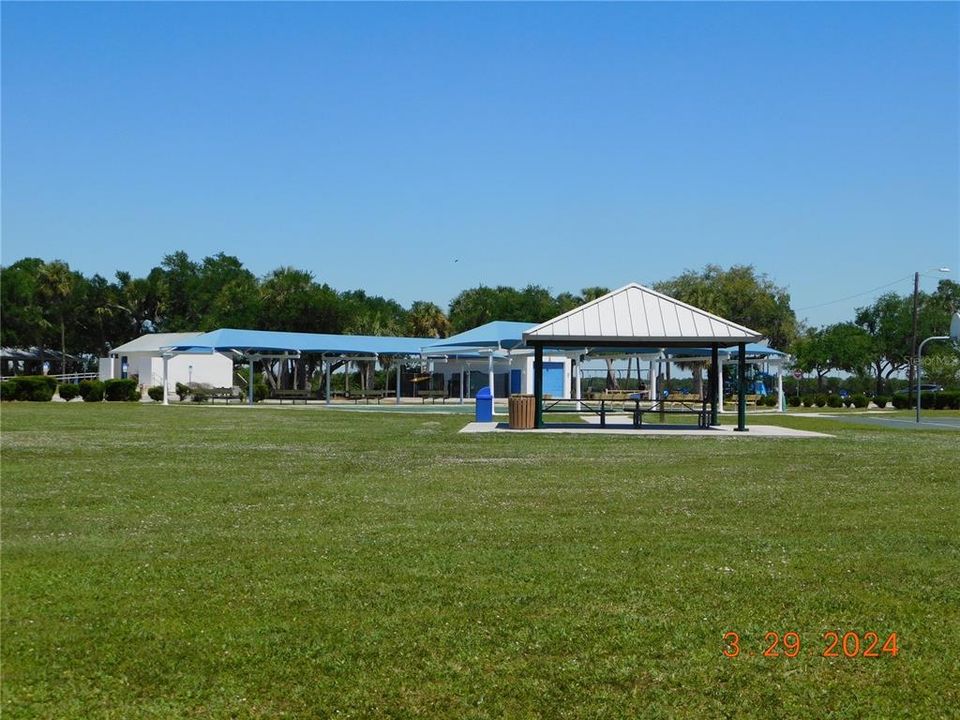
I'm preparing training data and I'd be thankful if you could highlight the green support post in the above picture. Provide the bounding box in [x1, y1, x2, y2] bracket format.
[735, 342, 747, 431]
[534, 343, 544, 428]
[710, 344, 719, 426]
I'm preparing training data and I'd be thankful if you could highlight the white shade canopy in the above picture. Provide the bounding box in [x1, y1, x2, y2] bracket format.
[523, 283, 763, 348]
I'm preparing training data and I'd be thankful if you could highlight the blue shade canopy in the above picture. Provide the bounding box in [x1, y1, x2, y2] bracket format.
[162, 328, 432, 356]
[724, 343, 788, 359]
[424, 321, 535, 351]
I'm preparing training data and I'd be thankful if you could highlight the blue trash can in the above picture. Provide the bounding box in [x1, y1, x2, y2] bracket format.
[475, 386, 493, 422]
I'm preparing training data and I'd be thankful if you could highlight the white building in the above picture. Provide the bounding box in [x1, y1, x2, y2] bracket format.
[100, 333, 234, 393]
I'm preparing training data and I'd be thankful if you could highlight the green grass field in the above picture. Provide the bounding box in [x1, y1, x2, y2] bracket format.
[2, 404, 958, 719]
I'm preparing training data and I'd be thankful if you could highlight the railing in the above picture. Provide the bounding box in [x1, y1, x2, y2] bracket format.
[0, 372, 99, 384]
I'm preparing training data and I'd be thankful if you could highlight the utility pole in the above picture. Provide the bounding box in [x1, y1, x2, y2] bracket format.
[909, 271, 920, 400]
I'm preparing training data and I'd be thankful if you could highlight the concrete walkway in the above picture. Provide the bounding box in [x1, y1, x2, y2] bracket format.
[460, 419, 832, 438]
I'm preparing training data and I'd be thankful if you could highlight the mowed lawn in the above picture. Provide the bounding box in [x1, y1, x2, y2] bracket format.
[2, 404, 958, 719]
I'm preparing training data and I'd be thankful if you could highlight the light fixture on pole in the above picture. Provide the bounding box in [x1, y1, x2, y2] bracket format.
[916, 312, 960, 423]
[909, 266, 951, 400]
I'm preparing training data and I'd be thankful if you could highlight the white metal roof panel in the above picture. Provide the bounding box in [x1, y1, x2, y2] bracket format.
[523, 283, 763, 345]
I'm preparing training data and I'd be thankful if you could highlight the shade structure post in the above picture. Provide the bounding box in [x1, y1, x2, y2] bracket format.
[575, 354, 583, 411]
[648, 360, 657, 402]
[487, 353, 494, 404]
[162, 354, 170, 405]
[324, 356, 331, 405]
[717, 359, 724, 413]
[459, 366, 465, 404]
[709, 344, 719, 425]
[248, 355, 254, 406]
[534, 343, 544, 428]
[396, 360, 401, 405]
[776, 361, 784, 412]
[735, 343, 747, 431]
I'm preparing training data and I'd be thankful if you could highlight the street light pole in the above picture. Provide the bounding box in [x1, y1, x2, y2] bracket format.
[909, 271, 920, 401]
[909, 267, 951, 400]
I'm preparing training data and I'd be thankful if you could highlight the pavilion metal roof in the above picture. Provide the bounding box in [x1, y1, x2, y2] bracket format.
[523, 283, 763, 347]
[424, 321, 535, 351]
[162, 328, 433, 357]
[110, 332, 203, 355]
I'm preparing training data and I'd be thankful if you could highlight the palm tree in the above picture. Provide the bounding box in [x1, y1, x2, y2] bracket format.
[407, 301, 451, 338]
[37, 261, 76, 375]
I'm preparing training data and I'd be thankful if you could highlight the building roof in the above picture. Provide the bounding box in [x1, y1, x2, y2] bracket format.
[423, 321, 535, 352]
[523, 283, 763, 347]
[109, 333, 203, 355]
[162, 328, 432, 357]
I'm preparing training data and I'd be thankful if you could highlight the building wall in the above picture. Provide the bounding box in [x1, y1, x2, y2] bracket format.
[101, 352, 233, 391]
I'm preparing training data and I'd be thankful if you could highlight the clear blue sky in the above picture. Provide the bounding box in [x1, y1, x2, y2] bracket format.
[2, 2, 957, 328]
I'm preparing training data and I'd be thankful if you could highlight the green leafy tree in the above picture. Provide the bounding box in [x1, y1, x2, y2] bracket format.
[654, 265, 798, 349]
[37, 260, 80, 374]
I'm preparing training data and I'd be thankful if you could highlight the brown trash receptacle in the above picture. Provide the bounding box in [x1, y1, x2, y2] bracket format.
[509, 394, 536, 429]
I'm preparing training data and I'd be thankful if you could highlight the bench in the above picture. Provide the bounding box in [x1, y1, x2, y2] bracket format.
[347, 390, 390, 404]
[207, 386, 240, 403]
[418, 389, 448, 404]
[634, 399, 710, 428]
[541, 397, 710, 429]
[272, 389, 313, 404]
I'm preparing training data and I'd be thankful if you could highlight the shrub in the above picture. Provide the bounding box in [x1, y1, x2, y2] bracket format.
[79, 380, 104, 402]
[787, 395, 802, 408]
[104, 378, 140, 402]
[175, 382, 191, 401]
[890, 394, 909, 410]
[928, 391, 960, 410]
[763, 396, 778, 407]
[801, 394, 815, 408]
[147, 386, 165, 402]
[873, 395, 889, 409]
[851, 394, 869, 409]
[814, 394, 828, 408]
[4, 375, 57, 401]
[755, 396, 765, 407]
[0, 381, 12, 400]
[58, 383, 81, 401]
[191, 389, 209, 403]
[826, 395, 843, 408]
[253, 381, 269, 403]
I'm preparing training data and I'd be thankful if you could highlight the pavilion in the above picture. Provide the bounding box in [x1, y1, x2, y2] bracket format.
[523, 284, 764, 430]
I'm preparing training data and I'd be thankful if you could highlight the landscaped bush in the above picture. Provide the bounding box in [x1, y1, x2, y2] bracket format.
[851, 394, 869, 409]
[175, 382, 191, 401]
[826, 395, 843, 408]
[814, 394, 828, 408]
[147, 386, 165, 402]
[104, 378, 140, 402]
[930, 391, 960, 410]
[3, 376, 58, 401]
[755, 396, 765, 407]
[58, 383, 81, 401]
[763, 396, 778, 407]
[801, 395, 815, 408]
[191, 388, 209, 403]
[787, 395, 802, 408]
[253, 381, 269, 403]
[79, 380, 104, 402]
[890, 394, 909, 410]
[0, 381, 12, 400]
[873, 395, 889, 409]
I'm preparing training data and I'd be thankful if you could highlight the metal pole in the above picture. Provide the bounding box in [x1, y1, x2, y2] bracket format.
[487, 353, 494, 404]
[396, 361, 401, 405]
[575, 354, 582, 411]
[710, 344, 719, 425]
[248, 355, 254, 405]
[459, 366, 464, 404]
[325, 356, 331, 405]
[909, 271, 920, 402]
[534, 344, 544, 428]
[162, 354, 169, 405]
[735, 343, 747, 431]
[776, 361, 784, 412]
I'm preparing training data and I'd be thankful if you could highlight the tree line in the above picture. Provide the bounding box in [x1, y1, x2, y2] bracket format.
[2, 252, 957, 393]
